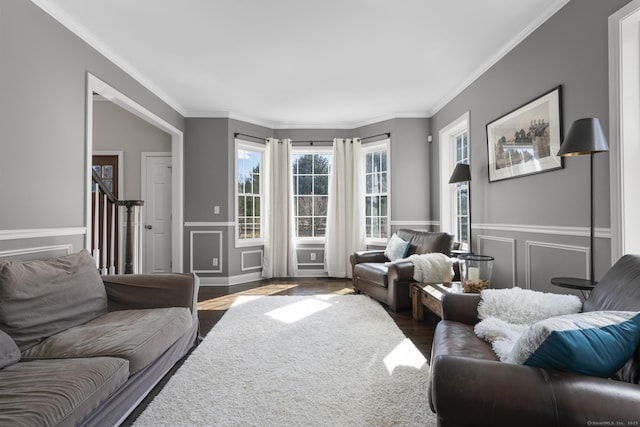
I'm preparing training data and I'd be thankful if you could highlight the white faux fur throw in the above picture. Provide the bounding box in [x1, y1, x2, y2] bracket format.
[474, 287, 582, 361]
[407, 253, 454, 283]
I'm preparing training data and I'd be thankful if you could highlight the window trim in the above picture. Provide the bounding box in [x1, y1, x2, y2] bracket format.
[362, 138, 391, 246]
[452, 130, 470, 249]
[235, 138, 265, 248]
[439, 112, 470, 249]
[291, 145, 332, 244]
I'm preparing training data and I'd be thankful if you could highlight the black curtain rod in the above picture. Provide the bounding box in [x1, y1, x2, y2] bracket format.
[234, 132, 391, 144]
[361, 132, 391, 141]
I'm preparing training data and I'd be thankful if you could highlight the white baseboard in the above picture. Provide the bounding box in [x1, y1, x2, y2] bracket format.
[197, 271, 263, 287]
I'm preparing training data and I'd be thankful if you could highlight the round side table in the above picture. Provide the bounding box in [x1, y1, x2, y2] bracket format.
[551, 277, 597, 299]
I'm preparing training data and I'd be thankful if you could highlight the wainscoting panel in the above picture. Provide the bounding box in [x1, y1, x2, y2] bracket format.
[476, 235, 516, 289]
[525, 240, 589, 296]
[241, 250, 263, 272]
[190, 230, 223, 273]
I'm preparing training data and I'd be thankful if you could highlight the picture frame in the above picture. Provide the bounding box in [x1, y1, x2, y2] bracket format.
[486, 86, 563, 182]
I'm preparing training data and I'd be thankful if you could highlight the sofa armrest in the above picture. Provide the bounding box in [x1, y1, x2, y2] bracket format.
[387, 260, 415, 282]
[431, 356, 640, 427]
[350, 250, 388, 266]
[441, 292, 481, 324]
[103, 273, 199, 321]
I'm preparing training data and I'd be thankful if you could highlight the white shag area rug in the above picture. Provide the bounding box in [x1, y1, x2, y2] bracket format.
[133, 295, 435, 427]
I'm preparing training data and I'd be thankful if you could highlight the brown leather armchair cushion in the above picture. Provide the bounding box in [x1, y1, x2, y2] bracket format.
[350, 229, 455, 312]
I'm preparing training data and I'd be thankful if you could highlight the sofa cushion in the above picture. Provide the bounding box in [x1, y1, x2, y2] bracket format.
[0, 329, 20, 368]
[384, 233, 409, 261]
[0, 357, 128, 427]
[22, 307, 192, 374]
[508, 311, 640, 378]
[0, 250, 108, 351]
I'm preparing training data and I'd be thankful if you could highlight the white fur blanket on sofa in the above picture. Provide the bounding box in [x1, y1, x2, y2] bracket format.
[406, 253, 454, 283]
[474, 287, 582, 361]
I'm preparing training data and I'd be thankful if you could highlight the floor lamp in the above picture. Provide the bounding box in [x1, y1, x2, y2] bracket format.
[556, 118, 609, 285]
[449, 163, 472, 252]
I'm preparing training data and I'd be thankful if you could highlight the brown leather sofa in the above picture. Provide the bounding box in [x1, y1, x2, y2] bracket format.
[429, 254, 640, 427]
[350, 229, 456, 312]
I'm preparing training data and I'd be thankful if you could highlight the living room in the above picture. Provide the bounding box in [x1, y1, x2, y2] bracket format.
[2, 0, 636, 295]
[2, 0, 640, 425]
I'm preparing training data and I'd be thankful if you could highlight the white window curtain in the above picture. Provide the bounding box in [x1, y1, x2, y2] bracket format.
[262, 138, 298, 278]
[325, 138, 365, 278]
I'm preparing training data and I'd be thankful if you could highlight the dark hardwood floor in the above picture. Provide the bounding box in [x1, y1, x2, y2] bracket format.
[123, 278, 440, 425]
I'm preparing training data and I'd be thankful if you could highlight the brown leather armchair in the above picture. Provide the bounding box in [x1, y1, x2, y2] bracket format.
[350, 229, 456, 312]
[429, 254, 640, 426]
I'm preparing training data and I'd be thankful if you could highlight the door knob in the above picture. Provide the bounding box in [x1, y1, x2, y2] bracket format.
[145, 225, 153, 230]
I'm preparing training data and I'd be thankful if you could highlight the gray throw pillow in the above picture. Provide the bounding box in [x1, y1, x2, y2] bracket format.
[0, 250, 108, 351]
[0, 329, 20, 368]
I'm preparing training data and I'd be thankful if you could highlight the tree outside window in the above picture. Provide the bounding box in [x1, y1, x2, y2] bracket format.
[237, 144, 263, 242]
[364, 143, 389, 240]
[292, 152, 331, 238]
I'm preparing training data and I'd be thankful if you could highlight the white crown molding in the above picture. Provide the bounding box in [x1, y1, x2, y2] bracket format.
[33, 0, 567, 129]
[428, 0, 570, 116]
[186, 111, 430, 130]
[0, 227, 86, 241]
[31, 0, 187, 117]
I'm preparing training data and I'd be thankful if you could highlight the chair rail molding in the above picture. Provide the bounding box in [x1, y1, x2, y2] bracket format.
[474, 223, 611, 239]
[0, 244, 73, 259]
[184, 222, 236, 227]
[0, 227, 86, 241]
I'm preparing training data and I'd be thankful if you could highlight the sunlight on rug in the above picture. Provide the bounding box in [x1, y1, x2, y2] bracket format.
[134, 295, 436, 427]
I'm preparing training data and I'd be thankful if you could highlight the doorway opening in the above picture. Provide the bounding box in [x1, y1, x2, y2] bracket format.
[85, 73, 184, 273]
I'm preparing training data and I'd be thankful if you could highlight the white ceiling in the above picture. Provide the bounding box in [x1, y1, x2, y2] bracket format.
[33, 0, 568, 129]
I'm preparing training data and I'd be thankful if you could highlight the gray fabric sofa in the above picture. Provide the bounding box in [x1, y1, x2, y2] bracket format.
[0, 250, 199, 427]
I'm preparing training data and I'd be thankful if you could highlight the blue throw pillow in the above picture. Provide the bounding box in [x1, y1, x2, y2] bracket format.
[508, 311, 640, 378]
[384, 233, 410, 262]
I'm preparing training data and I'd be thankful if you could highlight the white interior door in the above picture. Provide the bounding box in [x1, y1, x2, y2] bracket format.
[143, 153, 172, 273]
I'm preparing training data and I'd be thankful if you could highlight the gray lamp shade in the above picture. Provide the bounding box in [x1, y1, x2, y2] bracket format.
[557, 118, 609, 156]
[449, 163, 471, 183]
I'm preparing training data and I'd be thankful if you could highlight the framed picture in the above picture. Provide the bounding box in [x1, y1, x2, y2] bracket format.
[486, 86, 563, 182]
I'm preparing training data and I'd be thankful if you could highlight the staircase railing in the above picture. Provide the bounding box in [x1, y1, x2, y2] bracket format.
[91, 170, 144, 274]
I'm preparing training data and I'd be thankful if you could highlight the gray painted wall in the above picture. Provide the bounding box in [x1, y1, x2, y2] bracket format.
[431, 0, 630, 294]
[3, 0, 631, 291]
[0, 1, 183, 255]
[184, 117, 431, 282]
[93, 100, 171, 200]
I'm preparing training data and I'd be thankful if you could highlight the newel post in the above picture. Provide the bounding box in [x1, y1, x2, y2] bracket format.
[118, 200, 144, 274]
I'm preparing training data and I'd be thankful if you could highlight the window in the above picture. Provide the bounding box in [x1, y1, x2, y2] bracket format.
[452, 130, 470, 247]
[292, 149, 332, 239]
[439, 112, 470, 249]
[236, 140, 264, 245]
[363, 140, 390, 242]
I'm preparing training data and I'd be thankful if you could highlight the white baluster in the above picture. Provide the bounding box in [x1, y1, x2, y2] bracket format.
[93, 186, 100, 268]
[109, 202, 116, 275]
[101, 193, 108, 275]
